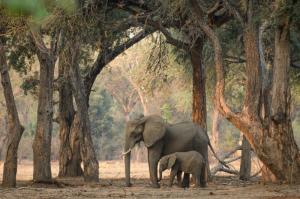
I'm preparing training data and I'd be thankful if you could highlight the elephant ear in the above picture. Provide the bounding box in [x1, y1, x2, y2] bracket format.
[167, 155, 176, 169]
[141, 115, 166, 147]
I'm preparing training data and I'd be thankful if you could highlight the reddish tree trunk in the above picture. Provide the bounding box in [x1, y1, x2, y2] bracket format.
[0, 44, 24, 187]
[211, 107, 221, 150]
[191, 38, 206, 129]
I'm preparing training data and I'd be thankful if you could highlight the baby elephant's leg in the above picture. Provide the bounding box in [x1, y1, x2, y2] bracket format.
[181, 173, 190, 188]
[168, 168, 177, 187]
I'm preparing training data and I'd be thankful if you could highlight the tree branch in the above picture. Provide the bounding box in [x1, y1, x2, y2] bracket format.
[52, 29, 65, 60]
[219, 167, 239, 175]
[211, 145, 242, 175]
[189, 0, 245, 129]
[30, 28, 50, 56]
[223, 0, 244, 26]
[145, 20, 190, 51]
[84, 29, 154, 97]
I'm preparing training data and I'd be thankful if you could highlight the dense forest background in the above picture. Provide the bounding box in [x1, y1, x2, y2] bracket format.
[1, 36, 300, 162]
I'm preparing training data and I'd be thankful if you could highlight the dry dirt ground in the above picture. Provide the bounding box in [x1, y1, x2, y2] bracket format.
[0, 160, 299, 199]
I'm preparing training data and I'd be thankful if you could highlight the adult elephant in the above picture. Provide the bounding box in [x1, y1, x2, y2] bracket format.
[123, 115, 221, 188]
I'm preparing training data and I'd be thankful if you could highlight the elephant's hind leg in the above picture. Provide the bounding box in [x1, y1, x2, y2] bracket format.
[200, 165, 207, 187]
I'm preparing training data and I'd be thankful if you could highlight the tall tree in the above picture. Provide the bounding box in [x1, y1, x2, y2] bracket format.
[0, 42, 24, 187]
[67, 39, 99, 182]
[58, 49, 83, 177]
[57, 18, 152, 176]
[30, 28, 62, 183]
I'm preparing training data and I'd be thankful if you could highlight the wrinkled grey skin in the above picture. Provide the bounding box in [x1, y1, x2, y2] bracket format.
[123, 115, 213, 188]
[158, 151, 207, 187]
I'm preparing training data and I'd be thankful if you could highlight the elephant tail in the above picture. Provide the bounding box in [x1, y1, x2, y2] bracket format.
[208, 141, 229, 168]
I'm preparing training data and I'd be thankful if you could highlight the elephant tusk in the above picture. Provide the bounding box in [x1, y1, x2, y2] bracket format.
[122, 148, 132, 156]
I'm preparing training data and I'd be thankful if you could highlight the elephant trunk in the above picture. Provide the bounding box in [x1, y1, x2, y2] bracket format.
[125, 152, 131, 186]
[124, 140, 132, 187]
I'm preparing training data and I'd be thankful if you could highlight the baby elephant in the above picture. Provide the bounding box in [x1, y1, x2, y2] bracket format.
[158, 151, 207, 187]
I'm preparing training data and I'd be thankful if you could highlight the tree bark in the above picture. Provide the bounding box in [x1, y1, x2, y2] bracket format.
[263, 16, 300, 183]
[68, 41, 99, 182]
[239, 135, 251, 180]
[32, 50, 55, 183]
[58, 53, 83, 177]
[191, 38, 206, 129]
[0, 44, 24, 187]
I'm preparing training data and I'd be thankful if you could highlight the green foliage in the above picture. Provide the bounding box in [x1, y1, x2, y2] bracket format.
[160, 103, 172, 122]
[0, 0, 76, 22]
[1, 0, 48, 20]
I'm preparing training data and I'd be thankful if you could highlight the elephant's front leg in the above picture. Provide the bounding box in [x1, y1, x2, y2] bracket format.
[176, 171, 182, 187]
[147, 141, 163, 188]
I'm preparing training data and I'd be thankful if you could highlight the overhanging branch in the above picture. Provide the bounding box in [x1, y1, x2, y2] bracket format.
[84, 29, 154, 97]
[145, 20, 190, 51]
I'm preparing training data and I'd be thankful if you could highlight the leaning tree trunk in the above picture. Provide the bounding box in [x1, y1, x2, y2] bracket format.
[0, 44, 24, 187]
[239, 135, 251, 180]
[211, 107, 221, 151]
[191, 38, 206, 129]
[68, 42, 99, 182]
[58, 53, 83, 177]
[32, 51, 55, 183]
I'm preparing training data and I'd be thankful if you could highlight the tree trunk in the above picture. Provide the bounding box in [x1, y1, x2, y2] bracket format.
[239, 135, 251, 180]
[0, 44, 24, 187]
[261, 164, 277, 182]
[32, 51, 55, 183]
[68, 42, 99, 182]
[211, 107, 221, 150]
[191, 38, 206, 129]
[190, 37, 212, 182]
[262, 16, 300, 183]
[58, 54, 83, 177]
[238, 13, 300, 183]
